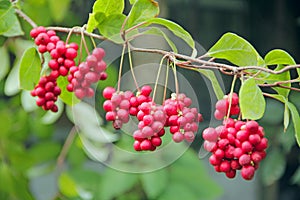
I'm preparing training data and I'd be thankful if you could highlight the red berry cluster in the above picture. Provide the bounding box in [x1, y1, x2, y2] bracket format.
[214, 93, 240, 120]
[103, 87, 133, 129]
[30, 75, 61, 112]
[67, 48, 107, 99]
[102, 85, 203, 151]
[164, 93, 203, 143]
[133, 102, 166, 151]
[202, 93, 268, 180]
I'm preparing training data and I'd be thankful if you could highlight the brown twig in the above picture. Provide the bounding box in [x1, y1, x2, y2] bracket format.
[14, 8, 37, 28]
[47, 26, 106, 40]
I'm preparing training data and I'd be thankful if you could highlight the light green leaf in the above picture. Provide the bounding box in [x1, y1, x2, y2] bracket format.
[19, 47, 41, 90]
[126, 0, 159, 28]
[48, 0, 71, 23]
[286, 101, 300, 147]
[0, 46, 10, 81]
[0, 0, 23, 36]
[58, 173, 78, 198]
[140, 27, 178, 53]
[21, 90, 38, 112]
[261, 148, 286, 186]
[129, 0, 137, 4]
[141, 168, 168, 199]
[239, 78, 266, 120]
[98, 14, 126, 43]
[4, 58, 20, 96]
[284, 103, 290, 131]
[158, 183, 200, 200]
[40, 99, 64, 124]
[28, 141, 61, 164]
[57, 75, 80, 106]
[86, 0, 124, 32]
[208, 32, 262, 66]
[266, 64, 290, 97]
[196, 69, 224, 100]
[99, 169, 139, 200]
[146, 18, 196, 55]
[265, 49, 296, 66]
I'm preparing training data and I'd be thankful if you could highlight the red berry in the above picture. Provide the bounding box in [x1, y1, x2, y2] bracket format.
[241, 165, 255, 180]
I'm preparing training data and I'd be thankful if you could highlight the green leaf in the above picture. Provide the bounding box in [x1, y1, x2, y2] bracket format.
[264, 49, 296, 66]
[57, 75, 80, 106]
[40, 99, 64, 124]
[141, 168, 168, 199]
[140, 27, 178, 53]
[86, 0, 124, 32]
[286, 101, 300, 146]
[99, 169, 139, 200]
[261, 148, 286, 186]
[291, 166, 300, 186]
[146, 18, 196, 55]
[239, 78, 266, 119]
[0, 0, 23, 36]
[28, 141, 61, 164]
[98, 14, 126, 43]
[126, 0, 159, 28]
[19, 47, 41, 90]
[129, 0, 137, 4]
[58, 172, 78, 198]
[284, 103, 290, 131]
[48, 0, 71, 23]
[158, 183, 200, 200]
[208, 32, 262, 66]
[4, 58, 20, 96]
[21, 90, 38, 112]
[197, 69, 224, 100]
[266, 64, 291, 97]
[0, 46, 9, 81]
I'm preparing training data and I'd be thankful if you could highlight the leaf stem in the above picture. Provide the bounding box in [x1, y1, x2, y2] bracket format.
[127, 45, 140, 91]
[117, 44, 127, 92]
[152, 54, 168, 103]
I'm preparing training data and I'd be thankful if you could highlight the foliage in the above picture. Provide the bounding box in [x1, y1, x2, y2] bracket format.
[1, 0, 300, 199]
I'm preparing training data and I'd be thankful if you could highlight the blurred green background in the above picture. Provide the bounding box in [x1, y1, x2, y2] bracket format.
[1, 0, 300, 200]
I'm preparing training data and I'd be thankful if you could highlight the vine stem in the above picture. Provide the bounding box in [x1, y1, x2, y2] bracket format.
[117, 44, 127, 92]
[226, 74, 238, 120]
[81, 27, 90, 56]
[127, 45, 140, 91]
[56, 126, 77, 168]
[172, 59, 180, 97]
[163, 59, 170, 102]
[14, 8, 37, 28]
[152, 54, 168, 103]
[47, 26, 106, 40]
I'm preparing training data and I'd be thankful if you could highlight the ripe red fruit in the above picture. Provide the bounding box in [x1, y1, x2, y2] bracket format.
[241, 165, 255, 180]
[202, 127, 219, 142]
[103, 87, 116, 99]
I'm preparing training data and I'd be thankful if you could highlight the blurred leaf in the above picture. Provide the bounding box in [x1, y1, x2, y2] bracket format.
[19, 47, 41, 90]
[87, 0, 124, 32]
[0, 164, 14, 194]
[146, 18, 196, 56]
[67, 136, 87, 167]
[197, 69, 224, 100]
[40, 99, 64, 124]
[208, 32, 262, 66]
[98, 14, 126, 43]
[0, 46, 9, 81]
[0, 109, 13, 138]
[21, 90, 38, 112]
[158, 182, 200, 200]
[240, 78, 266, 120]
[261, 148, 286, 186]
[140, 27, 177, 52]
[0, 0, 23, 36]
[27, 162, 56, 178]
[4, 58, 20, 96]
[59, 172, 78, 198]
[28, 141, 61, 164]
[126, 0, 159, 28]
[22, 0, 52, 26]
[129, 0, 137, 4]
[291, 166, 300, 186]
[57, 75, 80, 106]
[141, 168, 168, 199]
[259, 98, 283, 125]
[286, 102, 300, 147]
[279, 124, 295, 153]
[265, 49, 296, 66]
[98, 169, 139, 200]
[48, 0, 71, 23]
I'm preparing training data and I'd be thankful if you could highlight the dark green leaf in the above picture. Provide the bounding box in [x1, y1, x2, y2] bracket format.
[86, 0, 124, 32]
[19, 47, 41, 90]
[57, 76, 80, 106]
[99, 169, 139, 200]
[208, 32, 262, 66]
[264, 49, 296, 66]
[126, 0, 159, 28]
[141, 168, 168, 199]
[261, 148, 286, 186]
[196, 69, 224, 100]
[98, 14, 126, 43]
[146, 18, 196, 55]
[0, 0, 23, 36]
[291, 167, 300, 186]
[286, 101, 300, 146]
[0, 46, 9, 81]
[28, 141, 61, 164]
[48, 0, 71, 23]
[239, 78, 266, 120]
